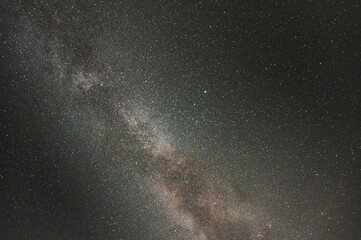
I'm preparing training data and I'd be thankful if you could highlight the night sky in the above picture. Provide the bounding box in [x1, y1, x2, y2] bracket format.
[1, 1, 361, 239]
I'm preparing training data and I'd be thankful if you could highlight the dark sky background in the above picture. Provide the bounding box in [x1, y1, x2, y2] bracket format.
[1, 1, 360, 239]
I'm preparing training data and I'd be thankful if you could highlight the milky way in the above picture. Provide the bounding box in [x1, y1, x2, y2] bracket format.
[1, 1, 361, 240]
[120, 102, 271, 239]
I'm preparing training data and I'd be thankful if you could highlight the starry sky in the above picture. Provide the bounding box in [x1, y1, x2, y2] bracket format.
[1, 1, 361, 239]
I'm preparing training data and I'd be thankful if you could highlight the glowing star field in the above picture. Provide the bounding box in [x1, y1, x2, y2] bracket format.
[1, 1, 360, 240]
